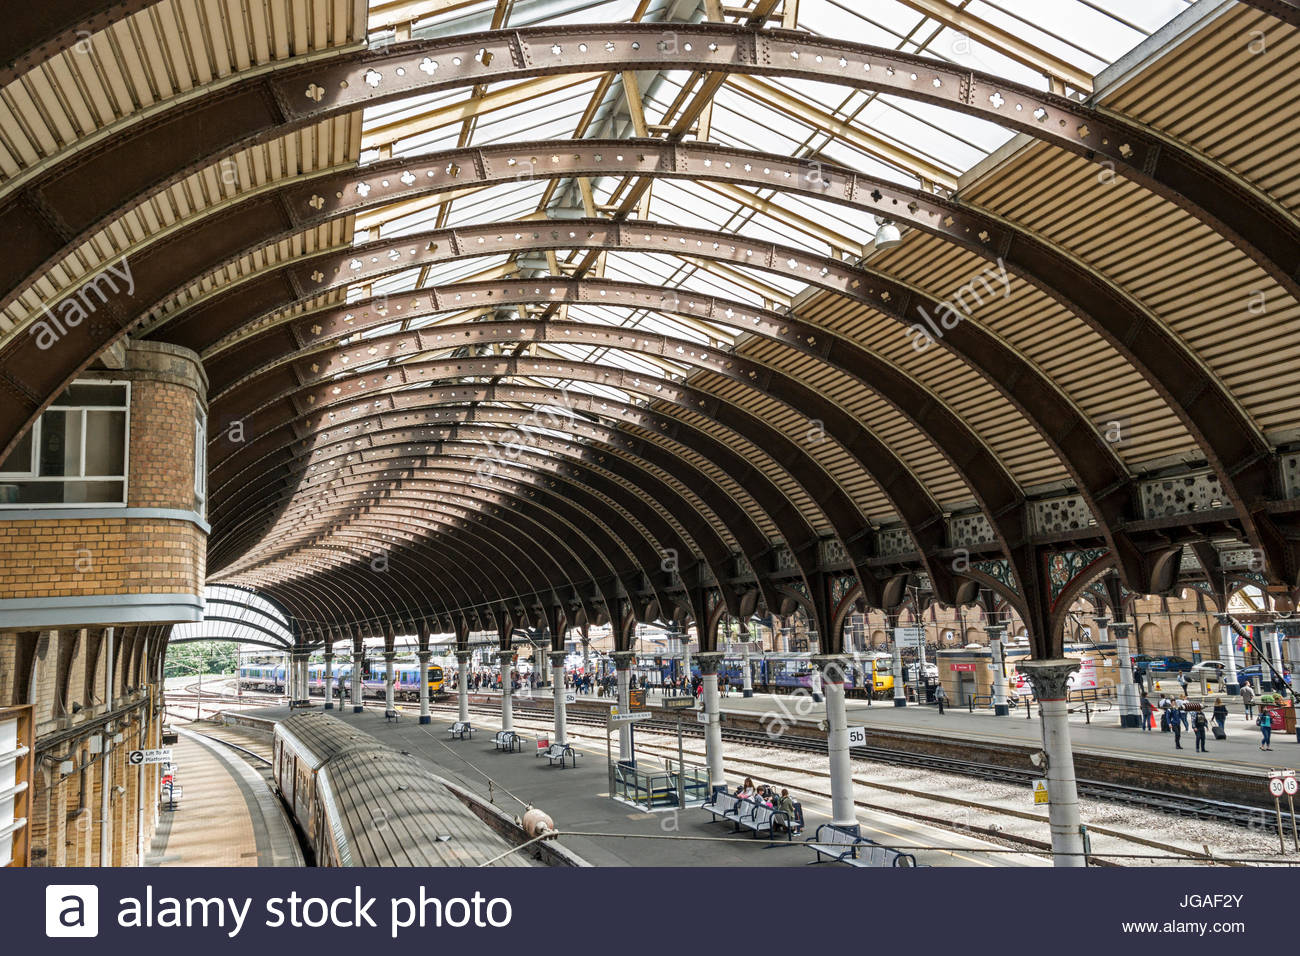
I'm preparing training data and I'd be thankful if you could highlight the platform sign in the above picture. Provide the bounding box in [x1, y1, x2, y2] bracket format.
[893, 626, 925, 648]
[607, 710, 652, 727]
[1033, 780, 1049, 805]
[629, 688, 647, 710]
[663, 695, 697, 710]
[564, 692, 577, 704]
[846, 726, 866, 747]
[128, 748, 173, 766]
[697, 709, 710, 724]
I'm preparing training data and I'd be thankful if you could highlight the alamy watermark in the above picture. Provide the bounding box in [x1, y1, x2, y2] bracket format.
[906, 257, 1010, 353]
[28, 258, 135, 350]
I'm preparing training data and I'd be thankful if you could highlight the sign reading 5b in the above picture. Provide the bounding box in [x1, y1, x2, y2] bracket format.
[846, 726, 867, 747]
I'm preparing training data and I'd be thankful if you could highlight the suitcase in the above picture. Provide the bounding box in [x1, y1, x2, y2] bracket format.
[1212, 724, 1226, 740]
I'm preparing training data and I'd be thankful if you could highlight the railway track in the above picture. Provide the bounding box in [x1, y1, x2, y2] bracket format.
[426, 697, 1293, 836]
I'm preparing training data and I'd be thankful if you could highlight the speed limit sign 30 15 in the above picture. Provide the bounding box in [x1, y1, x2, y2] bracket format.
[1286, 775, 1299, 797]
[1270, 777, 1286, 797]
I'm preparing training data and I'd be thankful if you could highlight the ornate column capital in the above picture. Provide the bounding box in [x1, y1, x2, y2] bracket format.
[416, 649, 431, 661]
[695, 651, 724, 674]
[1109, 621, 1133, 638]
[495, 651, 516, 665]
[455, 649, 472, 662]
[811, 654, 849, 683]
[549, 650, 567, 666]
[985, 624, 1006, 640]
[1091, 616, 1111, 630]
[383, 650, 396, 661]
[1016, 659, 1079, 700]
[612, 650, 638, 669]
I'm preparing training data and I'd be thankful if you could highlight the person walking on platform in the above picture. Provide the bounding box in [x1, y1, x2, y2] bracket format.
[1212, 698, 1229, 739]
[1159, 694, 1171, 732]
[1178, 671, 1189, 695]
[935, 682, 947, 715]
[1241, 683, 1255, 720]
[1140, 693, 1155, 731]
[1258, 708, 1274, 750]
[1192, 709, 1209, 752]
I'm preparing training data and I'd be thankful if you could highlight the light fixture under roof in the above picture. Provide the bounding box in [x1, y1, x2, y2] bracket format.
[873, 217, 902, 252]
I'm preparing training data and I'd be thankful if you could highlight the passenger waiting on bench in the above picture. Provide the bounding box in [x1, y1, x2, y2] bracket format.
[775, 789, 797, 829]
[735, 778, 756, 799]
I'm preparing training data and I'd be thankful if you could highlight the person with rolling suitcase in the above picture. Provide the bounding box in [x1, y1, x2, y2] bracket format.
[1212, 698, 1228, 739]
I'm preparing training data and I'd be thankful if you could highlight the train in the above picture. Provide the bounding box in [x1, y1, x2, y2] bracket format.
[272, 712, 576, 867]
[238, 660, 445, 701]
[639, 651, 895, 699]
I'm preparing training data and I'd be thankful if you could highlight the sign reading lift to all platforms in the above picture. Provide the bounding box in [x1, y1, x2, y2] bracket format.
[127, 748, 173, 766]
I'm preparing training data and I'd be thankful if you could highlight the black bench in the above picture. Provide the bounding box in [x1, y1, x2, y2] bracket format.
[805, 823, 918, 867]
[384, 709, 400, 723]
[492, 730, 520, 752]
[449, 721, 474, 739]
[543, 742, 578, 768]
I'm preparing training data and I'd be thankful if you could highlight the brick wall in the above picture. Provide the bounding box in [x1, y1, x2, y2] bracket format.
[0, 520, 206, 600]
[0, 341, 207, 608]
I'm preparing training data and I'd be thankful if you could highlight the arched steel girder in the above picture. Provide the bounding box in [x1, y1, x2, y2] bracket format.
[213, 376, 827, 609]
[203, 583, 371, 645]
[261, 455, 666, 619]
[3, 23, 1294, 325]
[219, 464, 610, 620]
[172, 613, 293, 648]
[217, 319, 965, 588]
[219, 352, 876, 619]
[230, 555, 423, 635]
[151, 134, 1260, 535]
[182, 218, 1149, 595]
[257, 485, 592, 619]
[169, 633, 290, 653]
[229, 450, 692, 617]
[208, 404, 781, 612]
[1240, 0, 1300, 26]
[206, 281, 1020, 587]
[0, 1, 165, 87]
[231, 546, 468, 634]
[214, 431, 734, 610]
[220, 419, 745, 603]
[184, 218, 1288, 589]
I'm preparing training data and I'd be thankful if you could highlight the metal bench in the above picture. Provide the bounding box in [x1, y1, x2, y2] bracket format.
[544, 743, 578, 768]
[734, 799, 791, 840]
[449, 721, 474, 739]
[701, 789, 743, 825]
[492, 730, 521, 752]
[384, 709, 400, 723]
[806, 823, 918, 867]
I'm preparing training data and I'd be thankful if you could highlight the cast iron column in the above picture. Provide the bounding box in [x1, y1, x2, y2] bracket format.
[614, 650, 636, 763]
[384, 651, 396, 715]
[1107, 620, 1140, 726]
[987, 624, 1009, 716]
[1018, 659, 1086, 867]
[456, 649, 471, 723]
[815, 655, 856, 827]
[698, 651, 725, 790]
[1216, 613, 1240, 695]
[499, 651, 515, 733]
[351, 644, 364, 713]
[323, 651, 334, 710]
[417, 650, 432, 724]
[551, 651, 568, 746]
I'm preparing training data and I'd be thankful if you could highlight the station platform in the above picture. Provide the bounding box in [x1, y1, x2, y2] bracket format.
[144, 720, 303, 867]
[701, 689, 1294, 775]
[232, 705, 1046, 867]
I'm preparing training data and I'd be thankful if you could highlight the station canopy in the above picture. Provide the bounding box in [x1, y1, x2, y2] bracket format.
[1, 0, 1297, 655]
